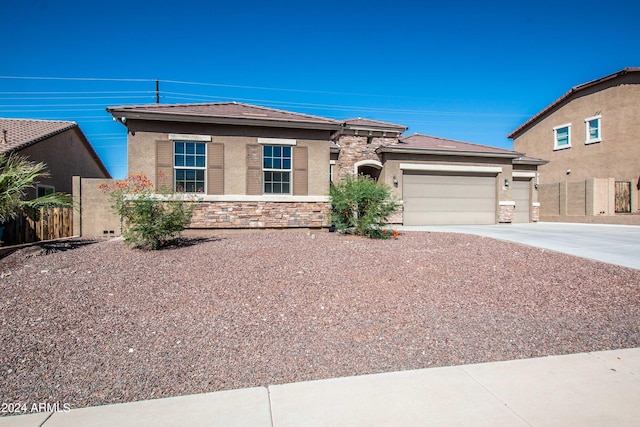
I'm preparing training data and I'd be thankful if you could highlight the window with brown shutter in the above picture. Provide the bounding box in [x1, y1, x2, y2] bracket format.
[292, 146, 308, 196]
[246, 144, 262, 195]
[207, 143, 224, 195]
[156, 140, 173, 191]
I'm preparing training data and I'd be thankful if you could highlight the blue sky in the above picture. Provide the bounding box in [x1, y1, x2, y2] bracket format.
[1, 0, 638, 178]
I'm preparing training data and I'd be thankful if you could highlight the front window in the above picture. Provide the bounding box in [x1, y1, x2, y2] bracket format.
[36, 185, 55, 198]
[263, 145, 291, 194]
[174, 141, 206, 193]
[553, 124, 571, 150]
[585, 116, 601, 144]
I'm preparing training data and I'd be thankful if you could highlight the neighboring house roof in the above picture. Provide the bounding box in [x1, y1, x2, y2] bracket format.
[378, 133, 523, 159]
[0, 118, 77, 155]
[107, 102, 342, 131]
[0, 118, 111, 177]
[342, 118, 408, 133]
[513, 155, 549, 166]
[508, 67, 640, 139]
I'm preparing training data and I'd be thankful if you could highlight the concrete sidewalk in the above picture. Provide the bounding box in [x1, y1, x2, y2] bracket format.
[2, 348, 639, 426]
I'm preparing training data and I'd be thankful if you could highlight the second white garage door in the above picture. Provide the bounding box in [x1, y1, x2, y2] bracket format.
[403, 172, 497, 225]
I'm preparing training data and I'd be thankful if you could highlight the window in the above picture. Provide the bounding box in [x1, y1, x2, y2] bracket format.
[263, 145, 291, 194]
[585, 116, 602, 144]
[553, 124, 571, 150]
[36, 185, 55, 198]
[174, 141, 206, 193]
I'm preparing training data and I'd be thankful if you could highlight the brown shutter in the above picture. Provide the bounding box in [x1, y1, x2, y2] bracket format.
[292, 146, 308, 196]
[246, 144, 262, 195]
[156, 140, 173, 191]
[207, 143, 224, 195]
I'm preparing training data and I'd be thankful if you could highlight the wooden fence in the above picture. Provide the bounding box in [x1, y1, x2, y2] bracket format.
[1, 207, 74, 246]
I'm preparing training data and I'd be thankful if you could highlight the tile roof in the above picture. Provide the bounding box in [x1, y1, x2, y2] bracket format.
[0, 118, 77, 155]
[107, 102, 342, 129]
[508, 67, 640, 139]
[380, 133, 522, 157]
[343, 118, 408, 132]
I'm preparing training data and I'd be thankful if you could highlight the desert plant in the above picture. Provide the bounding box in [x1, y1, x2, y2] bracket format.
[329, 175, 398, 239]
[0, 154, 72, 223]
[100, 174, 195, 250]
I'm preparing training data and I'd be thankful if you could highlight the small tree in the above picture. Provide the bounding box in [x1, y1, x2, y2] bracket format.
[329, 175, 398, 239]
[100, 174, 195, 250]
[0, 154, 72, 223]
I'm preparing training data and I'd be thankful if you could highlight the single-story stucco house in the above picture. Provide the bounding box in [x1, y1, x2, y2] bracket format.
[102, 102, 546, 230]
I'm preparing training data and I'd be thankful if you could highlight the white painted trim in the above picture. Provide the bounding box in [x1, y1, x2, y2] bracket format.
[499, 201, 516, 206]
[553, 123, 571, 150]
[512, 171, 536, 178]
[168, 134, 212, 142]
[354, 159, 383, 175]
[257, 138, 297, 146]
[329, 160, 336, 165]
[168, 194, 329, 203]
[399, 163, 502, 174]
[532, 202, 541, 207]
[584, 115, 602, 144]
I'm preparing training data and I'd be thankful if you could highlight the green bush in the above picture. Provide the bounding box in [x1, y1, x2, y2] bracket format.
[101, 175, 195, 250]
[329, 175, 398, 239]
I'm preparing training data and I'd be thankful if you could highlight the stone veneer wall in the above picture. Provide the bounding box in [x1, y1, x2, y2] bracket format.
[498, 204, 515, 223]
[531, 204, 540, 222]
[336, 135, 399, 180]
[190, 201, 331, 228]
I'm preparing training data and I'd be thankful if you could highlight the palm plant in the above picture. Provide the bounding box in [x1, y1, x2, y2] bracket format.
[0, 154, 72, 223]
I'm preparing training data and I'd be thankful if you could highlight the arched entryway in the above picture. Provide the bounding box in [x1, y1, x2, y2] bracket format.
[354, 160, 382, 181]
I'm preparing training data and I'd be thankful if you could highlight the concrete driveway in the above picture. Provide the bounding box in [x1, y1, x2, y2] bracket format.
[396, 222, 640, 270]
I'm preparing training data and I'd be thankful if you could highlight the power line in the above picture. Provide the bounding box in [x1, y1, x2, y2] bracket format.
[0, 76, 154, 82]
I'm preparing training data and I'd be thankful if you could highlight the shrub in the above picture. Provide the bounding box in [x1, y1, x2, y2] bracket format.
[329, 175, 398, 239]
[100, 175, 195, 250]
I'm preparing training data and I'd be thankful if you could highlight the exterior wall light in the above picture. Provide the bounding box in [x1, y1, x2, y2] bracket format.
[504, 179, 509, 188]
[393, 176, 398, 187]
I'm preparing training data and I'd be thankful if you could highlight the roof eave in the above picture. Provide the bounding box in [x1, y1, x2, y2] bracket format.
[377, 146, 522, 159]
[513, 158, 549, 166]
[107, 109, 342, 131]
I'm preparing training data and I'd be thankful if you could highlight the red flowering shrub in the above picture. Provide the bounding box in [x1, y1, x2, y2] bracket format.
[100, 174, 194, 250]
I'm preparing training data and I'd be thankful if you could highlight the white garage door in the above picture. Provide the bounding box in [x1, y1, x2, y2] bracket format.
[403, 172, 496, 225]
[513, 179, 531, 223]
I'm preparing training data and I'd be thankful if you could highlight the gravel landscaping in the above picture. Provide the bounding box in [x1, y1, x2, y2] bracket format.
[1, 230, 639, 412]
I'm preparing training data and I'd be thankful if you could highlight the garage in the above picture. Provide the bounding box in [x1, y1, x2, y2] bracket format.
[403, 171, 497, 225]
[512, 179, 531, 223]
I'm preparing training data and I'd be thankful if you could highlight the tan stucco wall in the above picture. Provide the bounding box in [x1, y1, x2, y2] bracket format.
[73, 177, 121, 237]
[126, 121, 331, 196]
[17, 128, 109, 198]
[512, 74, 640, 212]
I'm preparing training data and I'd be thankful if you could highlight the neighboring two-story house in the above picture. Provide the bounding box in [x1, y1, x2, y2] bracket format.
[104, 101, 546, 231]
[509, 68, 640, 223]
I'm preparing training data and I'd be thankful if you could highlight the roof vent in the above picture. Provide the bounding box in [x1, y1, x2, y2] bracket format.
[1, 129, 6, 144]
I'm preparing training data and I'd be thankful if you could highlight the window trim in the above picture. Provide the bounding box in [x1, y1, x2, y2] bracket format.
[173, 141, 207, 193]
[584, 115, 602, 144]
[36, 184, 55, 198]
[553, 123, 571, 151]
[262, 145, 292, 195]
